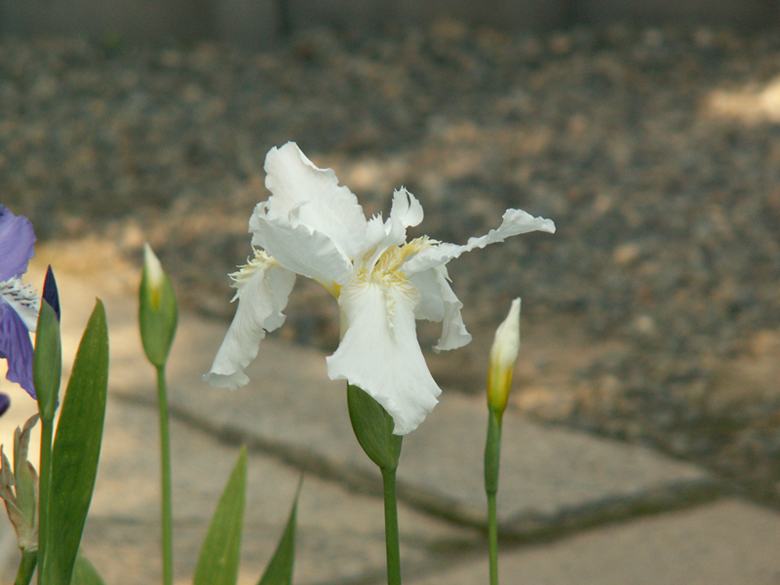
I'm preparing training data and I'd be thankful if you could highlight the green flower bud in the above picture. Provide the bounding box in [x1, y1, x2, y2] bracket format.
[139, 243, 178, 368]
[347, 384, 402, 471]
[34, 300, 62, 422]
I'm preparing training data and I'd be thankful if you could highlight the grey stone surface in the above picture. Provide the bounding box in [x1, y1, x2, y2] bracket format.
[81, 399, 477, 585]
[36, 264, 716, 541]
[0, 258, 780, 585]
[0, 372, 476, 584]
[407, 499, 780, 585]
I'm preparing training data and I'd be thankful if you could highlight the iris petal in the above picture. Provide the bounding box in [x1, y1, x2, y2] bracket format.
[327, 278, 440, 435]
[410, 266, 472, 352]
[204, 255, 296, 390]
[251, 205, 354, 289]
[0, 301, 36, 398]
[264, 142, 367, 260]
[403, 208, 556, 274]
[0, 205, 36, 282]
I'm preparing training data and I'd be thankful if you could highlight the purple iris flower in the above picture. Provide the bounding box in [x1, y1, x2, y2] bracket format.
[0, 204, 39, 398]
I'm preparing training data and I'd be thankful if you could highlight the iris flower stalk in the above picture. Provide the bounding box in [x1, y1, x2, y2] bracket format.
[484, 298, 522, 585]
[33, 284, 61, 585]
[139, 243, 179, 585]
[205, 142, 555, 583]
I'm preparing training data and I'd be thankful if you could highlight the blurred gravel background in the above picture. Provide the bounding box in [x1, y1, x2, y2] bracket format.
[3, 22, 780, 504]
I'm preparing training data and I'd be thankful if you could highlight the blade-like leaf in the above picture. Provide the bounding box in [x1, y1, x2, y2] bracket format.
[44, 300, 109, 585]
[258, 476, 302, 585]
[193, 447, 248, 585]
[33, 300, 62, 419]
[70, 553, 106, 585]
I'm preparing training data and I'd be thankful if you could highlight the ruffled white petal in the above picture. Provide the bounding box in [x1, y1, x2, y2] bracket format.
[251, 205, 353, 290]
[388, 188, 424, 238]
[408, 267, 444, 322]
[326, 276, 440, 435]
[431, 269, 471, 352]
[264, 142, 367, 260]
[358, 189, 425, 271]
[403, 208, 556, 274]
[204, 253, 296, 390]
[409, 266, 471, 352]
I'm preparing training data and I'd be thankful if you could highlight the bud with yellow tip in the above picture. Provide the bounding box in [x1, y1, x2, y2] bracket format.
[486, 298, 521, 417]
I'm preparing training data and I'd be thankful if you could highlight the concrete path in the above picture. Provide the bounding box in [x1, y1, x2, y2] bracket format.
[2, 258, 780, 584]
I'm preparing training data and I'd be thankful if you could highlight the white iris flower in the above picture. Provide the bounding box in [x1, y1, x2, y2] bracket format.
[205, 142, 555, 435]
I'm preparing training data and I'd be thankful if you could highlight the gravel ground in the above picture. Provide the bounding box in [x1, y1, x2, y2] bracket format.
[3, 22, 780, 503]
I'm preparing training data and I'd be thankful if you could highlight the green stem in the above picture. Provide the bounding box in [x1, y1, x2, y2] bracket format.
[381, 467, 401, 585]
[487, 491, 499, 585]
[484, 410, 502, 585]
[156, 365, 174, 585]
[37, 417, 54, 585]
[14, 550, 37, 585]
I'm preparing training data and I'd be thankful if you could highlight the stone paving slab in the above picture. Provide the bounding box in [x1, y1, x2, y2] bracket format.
[85, 398, 479, 585]
[15, 261, 719, 540]
[0, 260, 774, 585]
[1, 394, 477, 585]
[407, 498, 780, 585]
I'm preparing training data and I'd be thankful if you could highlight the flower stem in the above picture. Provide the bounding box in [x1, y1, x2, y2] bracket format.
[36, 417, 54, 585]
[487, 491, 499, 585]
[156, 365, 174, 585]
[14, 550, 37, 585]
[484, 409, 502, 585]
[381, 467, 402, 585]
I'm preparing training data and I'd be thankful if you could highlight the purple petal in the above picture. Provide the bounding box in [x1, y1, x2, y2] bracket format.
[0, 205, 36, 282]
[0, 300, 36, 398]
[43, 266, 60, 321]
[0, 393, 9, 416]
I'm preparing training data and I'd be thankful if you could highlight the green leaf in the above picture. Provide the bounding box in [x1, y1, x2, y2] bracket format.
[33, 301, 62, 422]
[70, 553, 106, 585]
[258, 477, 302, 585]
[347, 384, 402, 471]
[43, 300, 109, 585]
[193, 447, 247, 585]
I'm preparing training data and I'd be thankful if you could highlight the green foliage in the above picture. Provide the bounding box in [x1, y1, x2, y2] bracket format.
[193, 448, 248, 585]
[70, 554, 106, 585]
[347, 384, 402, 471]
[42, 301, 109, 585]
[33, 301, 62, 422]
[258, 477, 302, 585]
